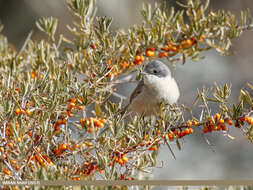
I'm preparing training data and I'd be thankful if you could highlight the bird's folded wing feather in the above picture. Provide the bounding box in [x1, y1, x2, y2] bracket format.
[129, 79, 144, 104]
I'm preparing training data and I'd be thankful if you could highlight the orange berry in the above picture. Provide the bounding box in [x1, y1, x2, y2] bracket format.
[88, 127, 93, 133]
[10, 160, 16, 165]
[134, 60, 142, 65]
[77, 105, 83, 110]
[187, 120, 192, 127]
[202, 127, 208, 133]
[122, 155, 128, 163]
[168, 133, 174, 141]
[200, 34, 205, 41]
[156, 129, 161, 135]
[172, 129, 178, 136]
[221, 125, 226, 131]
[0, 147, 4, 152]
[35, 147, 41, 152]
[152, 145, 158, 151]
[20, 109, 25, 114]
[215, 126, 221, 131]
[15, 108, 21, 115]
[8, 142, 14, 149]
[215, 113, 220, 121]
[100, 119, 106, 124]
[162, 45, 170, 52]
[3, 168, 11, 175]
[87, 142, 92, 147]
[59, 143, 67, 151]
[15, 165, 20, 170]
[135, 55, 141, 62]
[227, 120, 233, 125]
[30, 72, 37, 79]
[185, 39, 192, 47]
[192, 120, 198, 126]
[90, 43, 96, 49]
[218, 119, 224, 124]
[69, 102, 75, 108]
[189, 128, 194, 134]
[146, 50, 155, 57]
[25, 109, 31, 116]
[68, 112, 73, 117]
[180, 130, 186, 137]
[118, 159, 124, 165]
[170, 46, 177, 52]
[140, 55, 144, 62]
[184, 128, 190, 135]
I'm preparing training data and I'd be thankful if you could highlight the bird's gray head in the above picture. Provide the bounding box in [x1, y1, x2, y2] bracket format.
[143, 60, 171, 78]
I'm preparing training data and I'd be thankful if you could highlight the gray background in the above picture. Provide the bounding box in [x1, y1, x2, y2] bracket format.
[1, 0, 253, 180]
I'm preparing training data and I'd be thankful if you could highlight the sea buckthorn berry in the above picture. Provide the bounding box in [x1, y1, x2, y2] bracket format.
[135, 55, 141, 62]
[90, 43, 96, 49]
[140, 55, 144, 61]
[134, 60, 142, 65]
[227, 120, 233, 125]
[221, 125, 226, 131]
[15, 108, 21, 115]
[146, 50, 155, 57]
[69, 102, 75, 108]
[180, 130, 186, 137]
[189, 128, 194, 134]
[156, 129, 161, 135]
[77, 105, 83, 110]
[202, 126, 208, 133]
[88, 127, 93, 133]
[170, 46, 177, 52]
[173, 129, 178, 136]
[20, 109, 25, 114]
[168, 133, 174, 141]
[162, 45, 170, 52]
[59, 143, 67, 151]
[68, 112, 73, 117]
[152, 145, 158, 151]
[185, 128, 190, 135]
[200, 34, 206, 41]
[3, 168, 11, 175]
[218, 119, 224, 124]
[184, 39, 193, 48]
[187, 120, 192, 127]
[25, 109, 31, 116]
[192, 120, 198, 126]
[122, 155, 128, 163]
[30, 72, 37, 79]
[215, 113, 220, 121]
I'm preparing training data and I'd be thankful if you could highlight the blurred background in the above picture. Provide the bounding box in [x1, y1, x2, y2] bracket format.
[1, 0, 253, 182]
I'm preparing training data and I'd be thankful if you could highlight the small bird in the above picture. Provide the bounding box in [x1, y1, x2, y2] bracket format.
[122, 60, 180, 116]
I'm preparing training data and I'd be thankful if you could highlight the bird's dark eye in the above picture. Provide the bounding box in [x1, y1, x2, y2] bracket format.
[153, 70, 158, 74]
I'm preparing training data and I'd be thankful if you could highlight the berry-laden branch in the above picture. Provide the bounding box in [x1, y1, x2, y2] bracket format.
[0, 0, 252, 185]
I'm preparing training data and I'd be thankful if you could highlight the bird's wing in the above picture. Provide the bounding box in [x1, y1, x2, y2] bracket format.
[129, 79, 144, 104]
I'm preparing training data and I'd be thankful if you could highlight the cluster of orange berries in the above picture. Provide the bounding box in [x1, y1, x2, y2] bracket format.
[54, 143, 79, 156]
[113, 154, 129, 166]
[28, 148, 54, 167]
[15, 108, 31, 116]
[66, 98, 83, 118]
[202, 113, 232, 133]
[30, 71, 43, 80]
[240, 116, 253, 125]
[80, 117, 106, 133]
